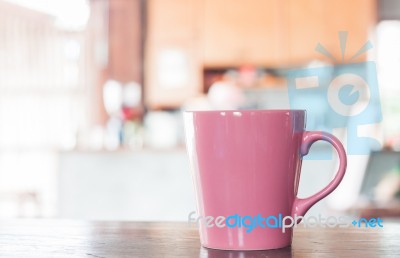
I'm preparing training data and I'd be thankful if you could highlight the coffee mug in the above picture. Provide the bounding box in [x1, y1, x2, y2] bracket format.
[184, 110, 347, 250]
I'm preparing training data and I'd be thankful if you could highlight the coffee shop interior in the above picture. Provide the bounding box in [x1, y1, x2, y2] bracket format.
[0, 0, 400, 221]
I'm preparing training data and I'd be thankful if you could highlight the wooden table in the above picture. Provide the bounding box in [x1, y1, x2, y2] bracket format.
[0, 220, 399, 257]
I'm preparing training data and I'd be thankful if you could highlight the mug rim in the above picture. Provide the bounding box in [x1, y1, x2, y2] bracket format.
[184, 109, 306, 113]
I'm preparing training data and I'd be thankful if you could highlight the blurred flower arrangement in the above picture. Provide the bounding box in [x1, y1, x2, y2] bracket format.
[102, 80, 144, 150]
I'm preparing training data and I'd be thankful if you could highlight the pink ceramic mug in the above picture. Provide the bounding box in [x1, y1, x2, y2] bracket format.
[184, 110, 347, 250]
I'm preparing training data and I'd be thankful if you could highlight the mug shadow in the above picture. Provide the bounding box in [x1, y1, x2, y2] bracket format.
[199, 246, 293, 258]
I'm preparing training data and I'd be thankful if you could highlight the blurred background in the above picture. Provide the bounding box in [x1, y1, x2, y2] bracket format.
[0, 0, 400, 220]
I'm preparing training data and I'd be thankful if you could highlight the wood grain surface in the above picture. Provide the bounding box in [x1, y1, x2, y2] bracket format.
[0, 220, 399, 257]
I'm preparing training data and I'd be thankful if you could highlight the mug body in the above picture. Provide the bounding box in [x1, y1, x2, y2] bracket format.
[184, 110, 305, 250]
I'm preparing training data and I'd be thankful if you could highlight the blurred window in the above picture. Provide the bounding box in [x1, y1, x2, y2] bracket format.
[0, 0, 92, 217]
[376, 21, 400, 140]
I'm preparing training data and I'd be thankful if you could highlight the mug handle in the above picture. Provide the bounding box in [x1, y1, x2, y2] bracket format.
[291, 131, 347, 221]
